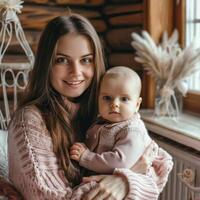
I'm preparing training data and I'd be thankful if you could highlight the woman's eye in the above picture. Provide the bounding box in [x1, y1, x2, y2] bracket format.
[82, 57, 93, 64]
[121, 97, 129, 102]
[55, 57, 69, 65]
[102, 96, 112, 101]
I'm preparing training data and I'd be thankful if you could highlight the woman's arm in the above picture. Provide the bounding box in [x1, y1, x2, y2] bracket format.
[8, 106, 73, 200]
[81, 171, 159, 200]
[82, 144, 173, 200]
[114, 146, 173, 199]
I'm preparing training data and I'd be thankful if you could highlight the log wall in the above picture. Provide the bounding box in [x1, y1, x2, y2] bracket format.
[6, 0, 144, 70]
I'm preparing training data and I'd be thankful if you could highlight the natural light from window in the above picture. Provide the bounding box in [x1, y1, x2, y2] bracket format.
[186, 0, 200, 91]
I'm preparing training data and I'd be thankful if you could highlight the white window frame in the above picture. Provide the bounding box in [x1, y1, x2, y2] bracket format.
[186, 0, 200, 91]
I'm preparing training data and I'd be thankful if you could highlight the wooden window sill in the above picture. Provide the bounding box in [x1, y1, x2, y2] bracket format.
[139, 109, 200, 152]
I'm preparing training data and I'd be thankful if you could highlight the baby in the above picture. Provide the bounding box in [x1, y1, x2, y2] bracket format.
[70, 66, 159, 175]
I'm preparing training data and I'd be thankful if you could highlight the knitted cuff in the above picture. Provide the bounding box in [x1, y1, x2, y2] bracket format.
[114, 168, 159, 200]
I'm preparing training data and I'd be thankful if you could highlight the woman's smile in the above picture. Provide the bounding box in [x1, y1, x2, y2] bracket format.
[64, 80, 85, 87]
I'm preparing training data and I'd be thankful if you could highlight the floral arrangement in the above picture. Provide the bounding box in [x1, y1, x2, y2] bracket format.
[131, 30, 200, 117]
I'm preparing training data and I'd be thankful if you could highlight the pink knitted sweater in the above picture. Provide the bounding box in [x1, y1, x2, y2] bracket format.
[8, 106, 173, 200]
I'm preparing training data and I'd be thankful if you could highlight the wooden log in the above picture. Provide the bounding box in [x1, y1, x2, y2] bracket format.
[56, 0, 104, 5]
[24, 0, 50, 3]
[0, 88, 25, 101]
[103, 4, 143, 15]
[3, 31, 41, 54]
[19, 5, 106, 32]
[55, 0, 88, 4]
[105, 27, 141, 50]
[108, 52, 142, 70]
[108, 13, 143, 26]
[1, 55, 31, 64]
[87, 0, 105, 5]
[108, 0, 143, 3]
[91, 20, 107, 33]
[24, 0, 104, 5]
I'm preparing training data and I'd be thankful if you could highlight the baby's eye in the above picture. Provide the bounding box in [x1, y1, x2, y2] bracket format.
[102, 96, 112, 101]
[121, 97, 129, 102]
[55, 57, 69, 65]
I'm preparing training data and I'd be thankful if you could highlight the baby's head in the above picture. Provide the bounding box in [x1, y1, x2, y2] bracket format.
[98, 66, 142, 123]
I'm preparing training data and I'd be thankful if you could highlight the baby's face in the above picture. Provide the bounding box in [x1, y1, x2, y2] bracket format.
[98, 75, 142, 123]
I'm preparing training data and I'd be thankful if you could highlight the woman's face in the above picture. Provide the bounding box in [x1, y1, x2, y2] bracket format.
[50, 33, 95, 99]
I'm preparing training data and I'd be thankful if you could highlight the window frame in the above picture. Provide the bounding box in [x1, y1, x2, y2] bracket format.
[176, 0, 200, 114]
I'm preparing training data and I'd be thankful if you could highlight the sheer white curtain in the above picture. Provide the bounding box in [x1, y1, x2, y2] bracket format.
[186, 0, 200, 91]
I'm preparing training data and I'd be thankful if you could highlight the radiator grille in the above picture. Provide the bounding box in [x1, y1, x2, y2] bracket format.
[153, 138, 200, 200]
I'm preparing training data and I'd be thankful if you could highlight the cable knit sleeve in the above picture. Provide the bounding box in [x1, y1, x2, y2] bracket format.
[114, 168, 159, 199]
[114, 147, 173, 200]
[8, 106, 73, 200]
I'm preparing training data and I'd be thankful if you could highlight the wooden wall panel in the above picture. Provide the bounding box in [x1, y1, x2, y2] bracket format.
[5, 31, 40, 54]
[106, 27, 141, 51]
[107, 0, 143, 3]
[142, 0, 175, 108]
[102, 2, 144, 71]
[19, 6, 103, 31]
[183, 92, 200, 114]
[144, 0, 174, 42]
[25, 0, 105, 5]
[103, 4, 143, 15]
[108, 13, 143, 26]
[109, 53, 142, 69]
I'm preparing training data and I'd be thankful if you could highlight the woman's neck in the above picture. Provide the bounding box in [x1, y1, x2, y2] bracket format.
[62, 96, 80, 118]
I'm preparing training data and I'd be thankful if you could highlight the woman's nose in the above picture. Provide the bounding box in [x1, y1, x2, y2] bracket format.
[70, 62, 81, 75]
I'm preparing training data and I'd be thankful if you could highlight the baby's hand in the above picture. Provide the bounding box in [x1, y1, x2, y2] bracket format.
[70, 143, 87, 161]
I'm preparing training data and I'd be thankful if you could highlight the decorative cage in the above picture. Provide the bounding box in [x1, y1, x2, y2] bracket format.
[0, 0, 34, 129]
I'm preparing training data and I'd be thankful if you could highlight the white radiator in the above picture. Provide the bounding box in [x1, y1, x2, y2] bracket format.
[153, 138, 200, 200]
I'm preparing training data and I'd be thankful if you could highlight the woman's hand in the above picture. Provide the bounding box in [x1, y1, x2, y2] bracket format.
[82, 174, 128, 200]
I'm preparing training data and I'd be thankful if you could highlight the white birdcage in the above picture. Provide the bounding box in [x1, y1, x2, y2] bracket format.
[0, 0, 34, 129]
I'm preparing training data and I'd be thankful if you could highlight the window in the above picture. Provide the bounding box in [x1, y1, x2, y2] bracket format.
[185, 0, 200, 91]
[142, 0, 200, 114]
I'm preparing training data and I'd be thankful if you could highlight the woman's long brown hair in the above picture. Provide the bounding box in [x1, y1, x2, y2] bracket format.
[19, 13, 105, 186]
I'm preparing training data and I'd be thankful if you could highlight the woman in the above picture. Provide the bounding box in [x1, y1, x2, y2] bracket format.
[8, 13, 173, 200]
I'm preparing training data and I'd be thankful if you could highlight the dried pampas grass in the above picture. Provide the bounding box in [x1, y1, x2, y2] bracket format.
[131, 30, 200, 117]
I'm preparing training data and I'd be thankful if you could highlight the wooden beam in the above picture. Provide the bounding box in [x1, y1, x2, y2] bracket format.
[143, 0, 175, 108]
[183, 92, 200, 114]
[174, 1, 186, 48]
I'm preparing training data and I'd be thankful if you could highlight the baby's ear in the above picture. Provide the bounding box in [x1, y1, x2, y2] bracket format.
[136, 97, 142, 112]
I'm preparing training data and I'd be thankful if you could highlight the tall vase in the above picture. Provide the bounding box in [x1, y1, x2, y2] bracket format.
[154, 79, 183, 118]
